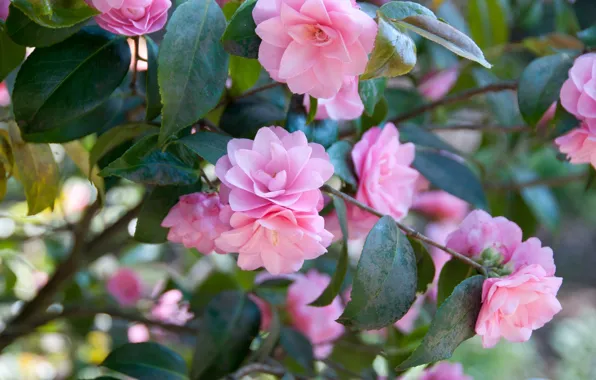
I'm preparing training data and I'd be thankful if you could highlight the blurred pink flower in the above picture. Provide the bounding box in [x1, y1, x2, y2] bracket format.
[215, 126, 334, 214]
[287, 270, 344, 358]
[91, 0, 150, 13]
[303, 76, 364, 120]
[424, 221, 459, 300]
[151, 289, 194, 325]
[252, 0, 377, 99]
[555, 122, 596, 168]
[94, 0, 171, 36]
[162, 192, 233, 254]
[128, 324, 150, 343]
[0, 0, 8, 20]
[418, 67, 459, 101]
[412, 191, 468, 223]
[0, 82, 10, 107]
[33, 271, 49, 291]
[476, 265, 562, 348]
[215, 205, 333, 274]
[560, 53, 596, 126]
[418, 361, 472, 380]
[61, 181, 92, 215]
[107, 268, 143, 306]
[324, 205, 377, 242]
[537, 102, 557, 129]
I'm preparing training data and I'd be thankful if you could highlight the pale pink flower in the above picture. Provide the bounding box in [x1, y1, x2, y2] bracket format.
[555, 122, 596, 168]
[418, 361, 473, 380]
[249, 294, 273, 331]
[537, 102, 557, 129]
[94, 0, 171, 36]
[215, 205, 333, 274]
[303, 76, 364, 120]
[0, 0, 8, 20]
[107, 268, 143, 306]
[418, 67, 459, 101]
[324, 204, 378, 242]
[91, 0, 150, 13]
[61, 180, 92, 215]
[425, 221, 459, 300]
[351, 123, 419, 222]
[287, 270, 344, 358]
[394, 294, 424, 333]
[151, 289, 194, 325]
[215, 126, 334, 214]
[33, 271, 49, 291]
[252, 0, 377, 99]
[162, 192, 233, 255]
[476, 265, 562, 348]
[128, 324, 150, 343]
[560, 53, 596, 126]
[0, 82, 10, 107]
[413, 191, 468, 223]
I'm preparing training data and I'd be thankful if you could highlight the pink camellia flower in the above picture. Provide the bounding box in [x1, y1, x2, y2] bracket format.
[215, 205, 333, 274]
[128, 324, 150, 343]
[537, 102, 557, 129]
[215, 127, 334, 214]
[324, 205, 378, 242]
[412, 191, 468, 223]
[560, 53, 596, 125]
[418, 67, 459, 101]
[161, 192, 233, 255]
[476, 264, 562, 348]
[424, 221, 459, 300]
[555, 122, 596, 168]
[303, 76, 364, 120]
[107, 268, 143, 306]
[151, 289, 194, 325]
[252, 0, 377, 99]
[287, 270, 344, 358]
[0, 0, 8, 21]
[0, 82, 10, 107]
[61, 180, 92, 215]
[91, 0, 150, 13]
[351, 123, 419, 223]
[94, 0, 171, 36]
[418, 361, 473, 380]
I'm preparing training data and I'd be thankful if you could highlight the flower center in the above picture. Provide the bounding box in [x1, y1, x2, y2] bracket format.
[309, 25, 333, 46]
[122, 7, 146, 20]
[271, 230, 280, 246]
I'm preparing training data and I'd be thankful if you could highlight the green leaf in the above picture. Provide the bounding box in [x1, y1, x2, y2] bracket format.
[512, 168, 560, 232]
[472, 68, 522, 126]
[144, 36, 162, 122]
[468, 0, 508, 50]
[12, 28, 130, 141]
[7, 121, 59, 215]
[89, 124, 156, 171]
[359, 96, 388, 133]
[413, 149, 486, 210]
[386, 325, 428, 370]
[306, 96, 318, 125]
[399, 124, 457, 154]
[552, 101, 578, 137]
[0, 28, 26, 82]
[359, 78, 387, 116]
[253, 278, 293, 306]
[221, 0, 260, 58]
[222, 0, 241, 20]
[229, 55, 261, 95]
[178, 131, 232, 165]
[362, 15, 417, 80]
[102, 342, 189, 380]
[253, 307, 281, 361]
[191, 272, 240, 313]
[554, 0, 580, 35]
[191, 291, 261, 380]
[12, 0, 98, 28]
[158, 0, 229, 145]
[329, 334, 380, 380]
[397, 275, 484, 370]
[385, 88, 427, 124]
[286, 111, 338, 149]
[436, 259, 473, 307]
[326, 140, 357, 188]
[578, 25, 596, 48]
[338, 216, 417, 330]
[99, 134, 200, 186]
[518, 54, 573, 127]
[135, 182, 203, 244]
[280, 327, 315, 375]
[310, 197, 349, 307]
[358, 2, 378, 19]
[379, 1, 436, 20]
[5, 5, 84, 47]
[63, 141, 105, 203]
[409, 237, 435, 294]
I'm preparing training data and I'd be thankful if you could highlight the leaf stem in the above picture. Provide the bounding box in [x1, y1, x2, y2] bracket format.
[321, 185, 487, 276]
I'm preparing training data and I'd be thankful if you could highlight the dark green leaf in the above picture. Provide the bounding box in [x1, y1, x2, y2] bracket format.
[472, 69, 522, 126]
[13, 28, 130, 140]
[253, 307, 281, 361]
[468, 0, 508, 50]
[413, 149, 486, 210]
[191, 291, 261, 380]
[329, 334, 380, 380]
[191, 272, 240, 313]
[222, 0, 241, 20]
[397, 275, 484, 370]
[144, 36, 161, 122]
[359, 96, 388, 133]
[310, 197, 349, 307]
[408, 237, 434, 293]
[89, 124, 156, 171]
[338, 216, 417, 330]
[380, 1, 435, 20]
[518, 54, 573, 127]
[436, 259, 472, 307]
[512, 168, 560, 232]
[399, 124, 457, 154]
[578, 25, 596, 48]
[253, 278, 293, 305]
[5, 5, 84, 47]
[102, 342, 188, 380]
[0, 29, 26, 82]
[552, 101, 579, 137]
[221, 0, 260, 58]
[135, 182, 203, 244]
[280, 327, 315, 375]
[229, 55, 261, 95]
[362, 16, 417, 80]
[306, 96, 318, 125]
[326, 140, 357, 187]
[99, 134, 200, 186]
[12, 0, 98, 28]
[358, 2, 378, 19]
[554, 0, 580, 35]
[286, 111, 338, 149]
[386, 325, 429, 370]
[359, 78, 387, 116]
[385, 88, 427, 124]
[178, 131, 232, 165]
[158, 0, 229, 144]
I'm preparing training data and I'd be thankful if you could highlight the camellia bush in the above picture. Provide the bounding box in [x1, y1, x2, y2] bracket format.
[0, 0, 595, 378]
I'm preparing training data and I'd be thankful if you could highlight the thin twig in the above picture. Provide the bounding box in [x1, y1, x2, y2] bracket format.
[216, 82, 283, 109]
[485, 172, 587, 191]
[322, 185, 487, 276]
[391, 82, 518, 125]
[130, 36, 140, 96]
[425, 124, 530, 133]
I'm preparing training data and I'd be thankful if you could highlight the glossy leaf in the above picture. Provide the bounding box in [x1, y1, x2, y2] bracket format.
[89, 124, 156, 171]
[221, 0, 260, 58]
[280, 327, 315, 375]
[191, 272, 240, 313]
[179, 131, 232, 165]
[338, 216, 417, 330]
[63, 141, 105, 202]
[0, 29, 25, 82]
[158, 0, 229, 144]
[13, 28, 130, 141]
[12, 0, 97, 28]
[191, 291, 261, 379]
[359, 77, 387, 116]
[413, 149, 487, 210]
[306, 96, 318, 125]
[8, 121, 59, 215]
[408, 237, 435, 293]
[380, 1, 435, 20]
[5, 5, 84, 47]
[436, 258, 473, 307]
[468, 0, 508, 50]
[286, 111, 338, 149]
[518, 54, 573, 127]
[229, 56, 261, 95]
[397, 275, 484, 370]
[578, 25, 596, 48]
[102, 342, 188, 380]
[144, 36, 162, 122]
[512, 168, 560, 232]
[327, 140, 357, 188]
[362, 16, 417, 80]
